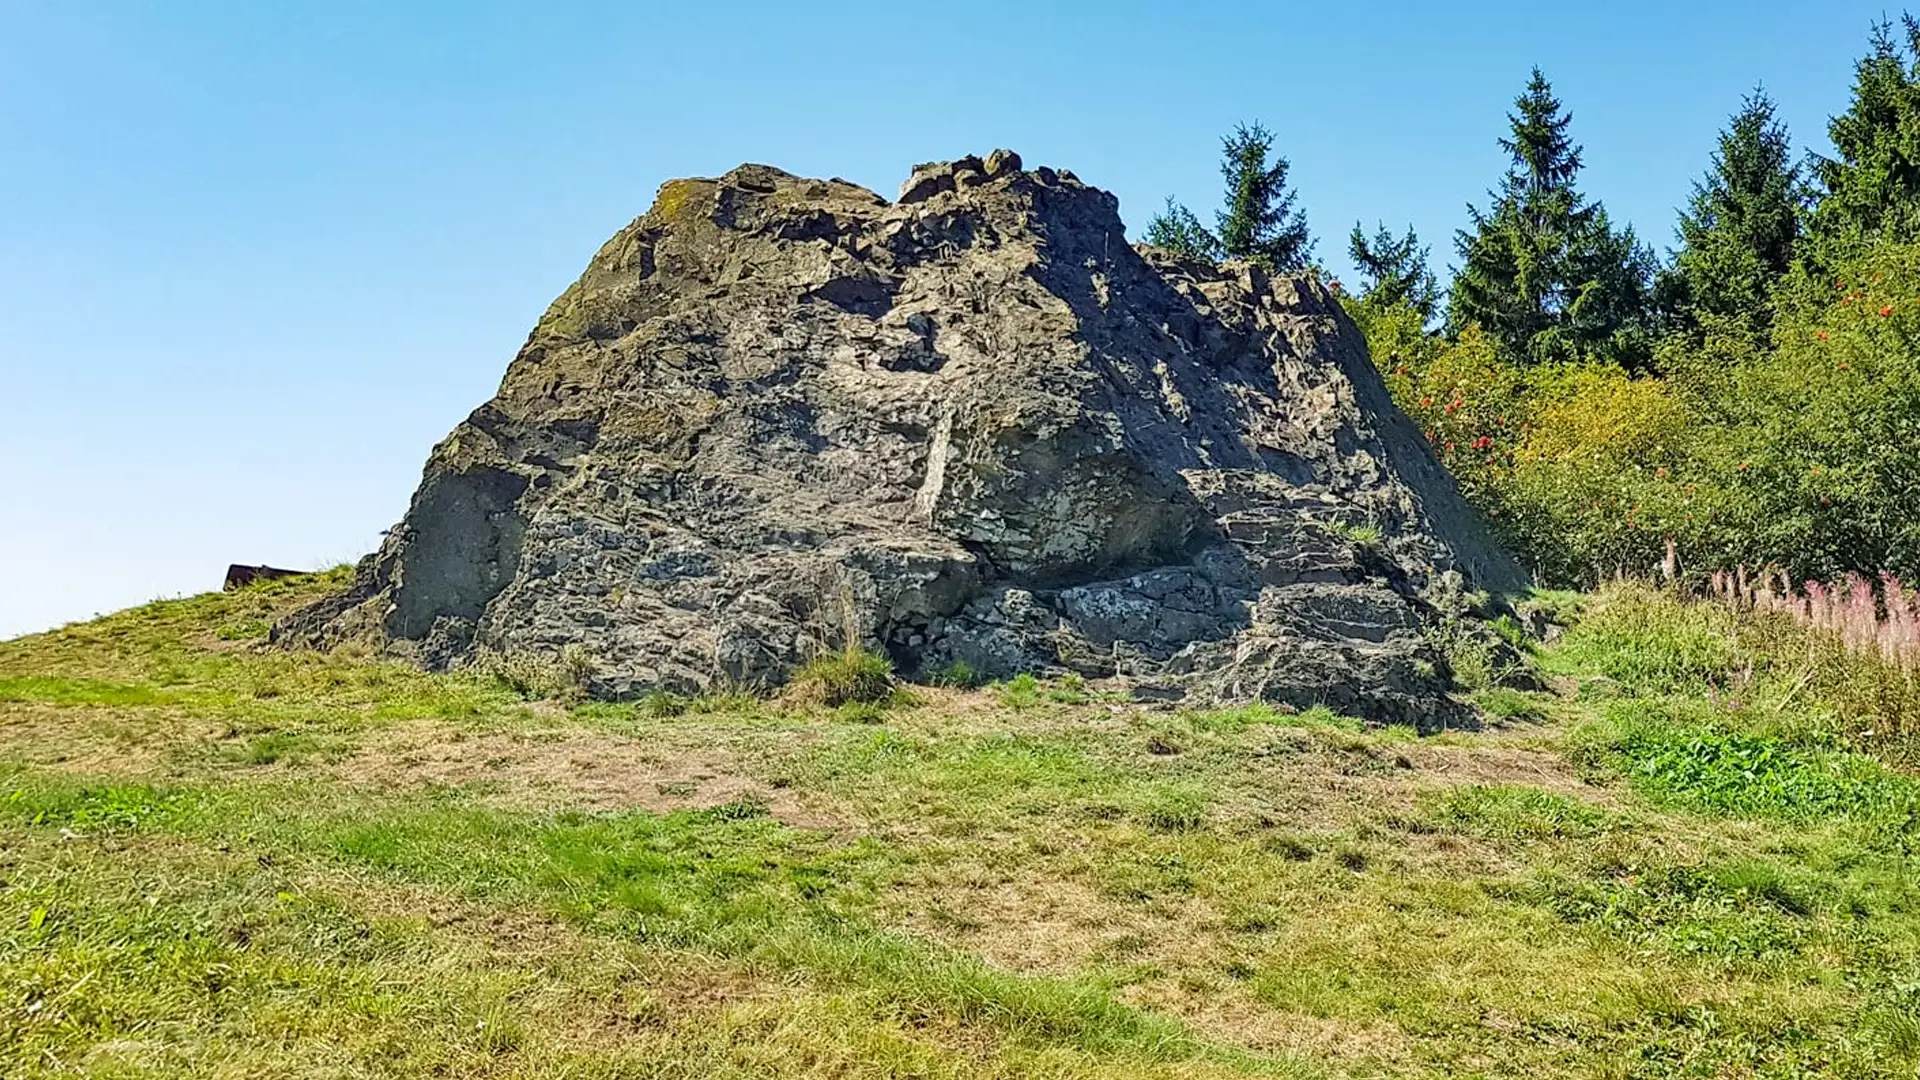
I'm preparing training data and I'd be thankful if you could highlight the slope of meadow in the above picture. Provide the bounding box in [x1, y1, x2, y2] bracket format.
[1, 573, 1917, 1078]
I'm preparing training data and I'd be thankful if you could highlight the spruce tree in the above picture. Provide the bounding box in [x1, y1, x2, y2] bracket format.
[1348, 222, 1439, 319]
[1660, 90, 1805, 344]
[1215, 122, 1314, 270]
[1143, 197, 1222, 260]
[1804, 17, 1920, 269]
[1449, 69, 1653, 366]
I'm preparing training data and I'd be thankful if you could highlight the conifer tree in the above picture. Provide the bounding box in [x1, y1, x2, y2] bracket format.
[1143, 197, 1222, 260]
[1660, 90, 1805, 344]
[1348, 222, 1439, 319]
[1215, 122, 1314, 270]
[1804, 17, 1920, 269]
[1449, 69, 1653, 366]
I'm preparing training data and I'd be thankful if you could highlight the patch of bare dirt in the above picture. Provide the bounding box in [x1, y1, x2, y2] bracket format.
[889, 870, 1424, 1065]
[1401, 741, 1617, 805]
[317, 867, 774, 1015]
[1129, 989, 1420, 1064]
[895, 876, 1147, 975]
[328, 720, 837, 827]
[0, 702, 209, 776]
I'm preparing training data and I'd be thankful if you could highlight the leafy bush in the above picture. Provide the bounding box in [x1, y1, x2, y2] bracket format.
[1716, 245, 1920, 580]
[1355, 240, 1920, 587]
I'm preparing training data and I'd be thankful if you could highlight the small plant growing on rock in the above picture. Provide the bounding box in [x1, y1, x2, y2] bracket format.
[559, 645, 595, 693]
[1328, 520, 1385, 552]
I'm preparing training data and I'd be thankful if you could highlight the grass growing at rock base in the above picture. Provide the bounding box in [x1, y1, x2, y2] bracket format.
[2, 574, 1919, 1077]
[790, 647, 895, 706]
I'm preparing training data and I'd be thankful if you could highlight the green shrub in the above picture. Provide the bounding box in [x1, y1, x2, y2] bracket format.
[1356, 240, 1920, 587]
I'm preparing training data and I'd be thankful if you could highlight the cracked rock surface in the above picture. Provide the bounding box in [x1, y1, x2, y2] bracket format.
[278, 152, 1524, 725]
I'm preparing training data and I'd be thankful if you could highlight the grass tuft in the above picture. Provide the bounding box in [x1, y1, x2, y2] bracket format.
[791, 647, 895, 706]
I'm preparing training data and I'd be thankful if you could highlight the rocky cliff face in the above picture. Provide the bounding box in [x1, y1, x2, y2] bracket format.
[279, 152, 1524, 724]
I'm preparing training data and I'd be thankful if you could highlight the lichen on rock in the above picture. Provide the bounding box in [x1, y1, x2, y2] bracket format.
[277, 152, 1525, 726]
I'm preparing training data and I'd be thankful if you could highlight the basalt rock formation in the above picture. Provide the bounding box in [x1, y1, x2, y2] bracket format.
[278, 151, 1524, 724]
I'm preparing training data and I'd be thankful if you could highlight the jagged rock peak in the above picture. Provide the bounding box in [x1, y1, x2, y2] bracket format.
[278, 152, 1524, 726]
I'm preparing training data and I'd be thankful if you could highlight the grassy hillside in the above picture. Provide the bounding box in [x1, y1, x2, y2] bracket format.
[2, 574, 1918, 1078]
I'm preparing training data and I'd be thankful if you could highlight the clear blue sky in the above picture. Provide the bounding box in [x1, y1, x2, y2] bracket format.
[0, 0, 1897, 638]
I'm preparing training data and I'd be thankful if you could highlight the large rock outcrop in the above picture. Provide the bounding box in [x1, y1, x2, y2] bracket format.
[279, 152, 1524, 724]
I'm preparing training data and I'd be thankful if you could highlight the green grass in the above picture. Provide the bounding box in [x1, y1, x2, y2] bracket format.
[1183, 701, 1365, 733]
[1576, 702, 1920, 833]
[2, 572, 1920, 1077]
[0, 675, 173, 707]
[1474, 685, 1552, 722]
[1425, 783, 1616, 840]
[791, 647, 895, 706]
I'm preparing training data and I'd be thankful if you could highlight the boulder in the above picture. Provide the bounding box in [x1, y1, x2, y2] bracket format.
[277, 153, 1525, 726]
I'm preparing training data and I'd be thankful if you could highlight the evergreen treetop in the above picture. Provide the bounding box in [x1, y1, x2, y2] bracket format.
[1499, 68, 1588, 206]
[1805, 17, 1920, 269]
[1449, 68, 1652, 367]
[1660, 89, 1805, 344]
[1215, 122, 1314, 270]
[1142, 196, 1223, 261]
[1348, 222, 1439, 319]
